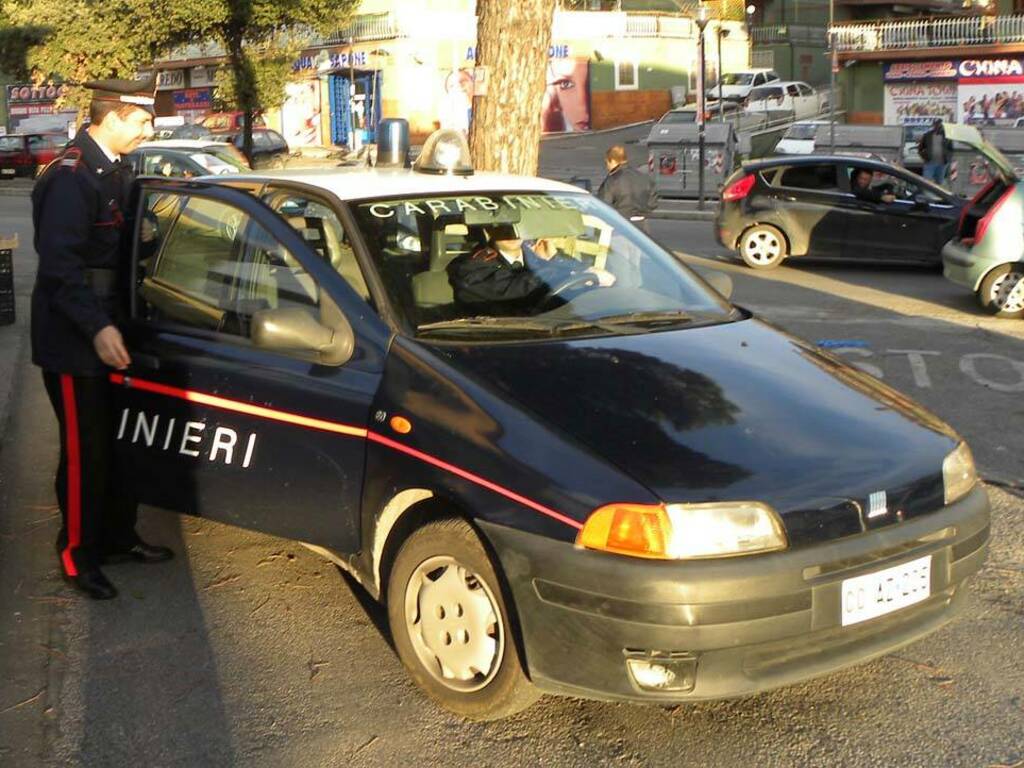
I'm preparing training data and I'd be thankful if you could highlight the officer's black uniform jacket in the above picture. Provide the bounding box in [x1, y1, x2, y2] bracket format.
[447, 244, 581, 315]
[31, 131, 136, 375]
[596, 163, 659, 219]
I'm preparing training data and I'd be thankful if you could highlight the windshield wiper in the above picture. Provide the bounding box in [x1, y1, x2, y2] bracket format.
[417, 316, 562, 334]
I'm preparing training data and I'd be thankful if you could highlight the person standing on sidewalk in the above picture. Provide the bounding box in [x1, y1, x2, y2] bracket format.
[596, 144, 659, 232]
[918, 119, 953, 186]
[31, 78, 174, 600]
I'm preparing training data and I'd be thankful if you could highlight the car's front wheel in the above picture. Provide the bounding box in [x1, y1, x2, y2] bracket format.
[387, 518, 540, 720]
[977, 263, 1024, 318]
[739, 224, 788, 269]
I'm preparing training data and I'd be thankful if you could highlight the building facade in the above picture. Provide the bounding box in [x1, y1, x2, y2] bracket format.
[151, 0, 751, 146]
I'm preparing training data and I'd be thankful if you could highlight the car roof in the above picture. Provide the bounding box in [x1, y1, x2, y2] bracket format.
[728, 68, 775, 74]
[142, 140, 230, 149]
[760, 80, 812, 88]
[218, 166, 585, 202]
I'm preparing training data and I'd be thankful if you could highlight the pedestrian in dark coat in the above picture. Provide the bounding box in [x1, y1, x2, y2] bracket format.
[596, 144, 659, 229]
[31, 78, 174, 600]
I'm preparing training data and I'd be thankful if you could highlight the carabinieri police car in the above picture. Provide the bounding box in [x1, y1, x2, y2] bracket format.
[116, 129, 989, 720]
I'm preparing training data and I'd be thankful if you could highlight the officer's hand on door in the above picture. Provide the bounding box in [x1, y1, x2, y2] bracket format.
[93, 325, 132, 370]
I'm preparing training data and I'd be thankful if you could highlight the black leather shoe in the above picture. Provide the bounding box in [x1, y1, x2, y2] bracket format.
[64, 568, 118, 600]
[102, 541, 175, 565]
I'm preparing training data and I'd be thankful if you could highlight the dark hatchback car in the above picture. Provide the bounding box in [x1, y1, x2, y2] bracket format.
[716, 155, 963, 269]
[212, 127, 290, 169]
[113, 132, 989, 720]
[0, 133, 66, 178]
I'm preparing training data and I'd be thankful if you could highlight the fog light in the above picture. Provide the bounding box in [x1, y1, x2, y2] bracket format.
[625, 652, 697, 693]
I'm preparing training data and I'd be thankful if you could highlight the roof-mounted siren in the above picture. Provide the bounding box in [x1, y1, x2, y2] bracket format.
[413, 128, 474, 176]
[375, 118, 411, 168]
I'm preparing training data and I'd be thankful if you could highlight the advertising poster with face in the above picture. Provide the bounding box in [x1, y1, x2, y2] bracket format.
[442, 68, 475, 133]
[542, 58, 591, 133]
[282, 80, 322, 147]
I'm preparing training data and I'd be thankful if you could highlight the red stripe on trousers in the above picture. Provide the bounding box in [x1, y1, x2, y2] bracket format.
[60, 375, 81, 577]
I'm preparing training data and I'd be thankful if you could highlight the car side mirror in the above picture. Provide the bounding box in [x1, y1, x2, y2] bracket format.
[701, 269, 733, 300]
[251, 297, 354, 366]
[912, 194, 930, 211]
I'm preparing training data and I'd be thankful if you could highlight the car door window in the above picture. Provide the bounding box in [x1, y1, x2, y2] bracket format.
[767, 71, 780, 82]
[798, 84, 813, 97]
[142, 153, 197, 178]
[137, 192, 321, 345]
[753, 73, 764, 86]
[844, 166, 944, 203]
[776, 164, 839, 192]
[266, 191, 372, 303]
[266, 130, 288, 151]
[786, 84, 800, 98]
[0, 137, 20, 152]
[253, 132, 271, 149]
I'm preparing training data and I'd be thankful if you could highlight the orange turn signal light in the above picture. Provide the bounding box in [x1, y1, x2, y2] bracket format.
[576, 503, 671, 559]
[389, 415, 412, 434]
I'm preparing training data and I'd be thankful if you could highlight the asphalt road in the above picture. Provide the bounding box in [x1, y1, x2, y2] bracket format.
[0, 198, 1022, 768]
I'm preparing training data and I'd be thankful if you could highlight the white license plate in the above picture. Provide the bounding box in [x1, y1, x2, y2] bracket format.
[0, 168, 14, 176]
[841, 555, 931, 627]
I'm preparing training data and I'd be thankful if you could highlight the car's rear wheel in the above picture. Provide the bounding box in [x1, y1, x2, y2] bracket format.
[387, 518, 540, 721]
[977, 263, 1024, 318]
[739, 224, 788, 269]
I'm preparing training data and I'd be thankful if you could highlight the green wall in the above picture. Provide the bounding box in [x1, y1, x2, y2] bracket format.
[842, 61, 884, 119]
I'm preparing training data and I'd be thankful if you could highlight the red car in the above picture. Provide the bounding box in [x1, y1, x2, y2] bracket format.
[0, 133, 67, 178]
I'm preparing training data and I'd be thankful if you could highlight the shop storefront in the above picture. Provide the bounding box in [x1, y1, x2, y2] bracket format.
[5, 83, 77, 134]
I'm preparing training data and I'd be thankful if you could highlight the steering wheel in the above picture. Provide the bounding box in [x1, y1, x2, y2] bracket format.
[538, 271, 601, 311]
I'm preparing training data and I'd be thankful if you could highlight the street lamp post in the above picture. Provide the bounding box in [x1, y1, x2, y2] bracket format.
[717, 26, 729, 123]
[696, 4, 709, 210]
[829, 0, 836, 150]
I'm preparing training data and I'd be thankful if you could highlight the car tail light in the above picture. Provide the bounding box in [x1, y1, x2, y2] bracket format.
[972, 186, 1013, 246]
[722, 174, 756, 202]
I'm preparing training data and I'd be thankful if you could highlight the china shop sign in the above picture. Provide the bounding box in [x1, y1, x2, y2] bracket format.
[884, 58, 1024, 82]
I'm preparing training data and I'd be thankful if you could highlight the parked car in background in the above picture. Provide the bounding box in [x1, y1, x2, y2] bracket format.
[200, 112, 266, 132]
[708, 69, 780, 102]
[169, 123, 216, 141]
[213, 127, 291, 169]
[745, 82, 827, 120]
[126, 145, 242, 178]
[716, 155, 962, 269]
[774, 121, 829, 155]
[141, 139, 251, 171]
[0, 133, 66, 178]
[941, 124, 1024, 317]
[651, 100, 743, 127]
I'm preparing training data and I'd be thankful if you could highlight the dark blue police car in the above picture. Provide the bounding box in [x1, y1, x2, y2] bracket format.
[116, 130, 989, 719]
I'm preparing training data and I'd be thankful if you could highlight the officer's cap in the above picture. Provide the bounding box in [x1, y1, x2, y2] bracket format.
[84, 76, 156, 115]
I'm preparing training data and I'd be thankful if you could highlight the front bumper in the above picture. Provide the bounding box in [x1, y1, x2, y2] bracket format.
[478, 486, 989, 704]
[942, 240, 983, 290]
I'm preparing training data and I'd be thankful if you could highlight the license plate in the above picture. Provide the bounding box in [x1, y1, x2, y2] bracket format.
[841, 555, 931, 627]
[0, 168, 14, 176]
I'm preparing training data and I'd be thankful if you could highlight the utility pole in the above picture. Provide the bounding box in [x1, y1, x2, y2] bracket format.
[696, 4, 709, 209]
[829, 0, 836, 151]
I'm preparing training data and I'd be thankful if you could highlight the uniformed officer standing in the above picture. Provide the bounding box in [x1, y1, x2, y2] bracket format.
[31, 78, 173, 600]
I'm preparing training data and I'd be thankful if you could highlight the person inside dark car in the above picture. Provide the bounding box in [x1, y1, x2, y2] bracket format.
[851, 168, 896, 204]
[446, 223, 615, 315]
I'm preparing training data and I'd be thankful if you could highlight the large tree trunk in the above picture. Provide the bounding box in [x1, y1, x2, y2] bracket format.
[226, 34, 255, 164]
[470, 0, 556, 176]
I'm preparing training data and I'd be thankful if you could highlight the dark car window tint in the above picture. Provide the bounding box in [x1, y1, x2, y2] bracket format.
[266, 130, 287, 150]
[138, 194, 320, 341]
[778, 165, 839, 191]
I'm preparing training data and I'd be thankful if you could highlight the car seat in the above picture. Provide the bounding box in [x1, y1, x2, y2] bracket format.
[410, 223, 475, 307]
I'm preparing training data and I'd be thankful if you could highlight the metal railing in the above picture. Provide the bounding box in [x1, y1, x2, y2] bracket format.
[322, 13, 399, 45]
[832, 14, 1024, 52]
[751, 24, 828, 45]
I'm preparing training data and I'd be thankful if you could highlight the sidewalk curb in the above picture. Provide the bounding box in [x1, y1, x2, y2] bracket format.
[541, 120, 654, 142]
[0, 187, 32, 197]
[649, 210, 715, 221]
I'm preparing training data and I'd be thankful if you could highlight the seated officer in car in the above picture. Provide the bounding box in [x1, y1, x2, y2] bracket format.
[852, 168, 896, 205]
[446, 223, 615, 315]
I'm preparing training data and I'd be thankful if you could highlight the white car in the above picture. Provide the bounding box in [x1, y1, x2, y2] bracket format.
[708, 69, 780, 102]
[745, 81, 828, 120]
[773, 120, 829, 155]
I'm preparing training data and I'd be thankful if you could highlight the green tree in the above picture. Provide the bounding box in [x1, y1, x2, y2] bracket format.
[2, 0, 357, 154]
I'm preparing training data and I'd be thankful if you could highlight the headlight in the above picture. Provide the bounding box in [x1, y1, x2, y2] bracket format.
[943, 442, 977, 505]
[576, 502, 787, 560]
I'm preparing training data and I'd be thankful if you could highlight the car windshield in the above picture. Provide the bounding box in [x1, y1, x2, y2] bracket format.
[188, 152, 239, 174]
[721, 73, 754, 86]
[749, 86, 784, 101]
[351, 191, 735, 341]
[660, 111, 696, 124]
[783, 124, 820, 140]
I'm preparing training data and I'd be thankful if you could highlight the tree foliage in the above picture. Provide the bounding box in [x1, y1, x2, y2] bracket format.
[1, 0, 357, 149]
